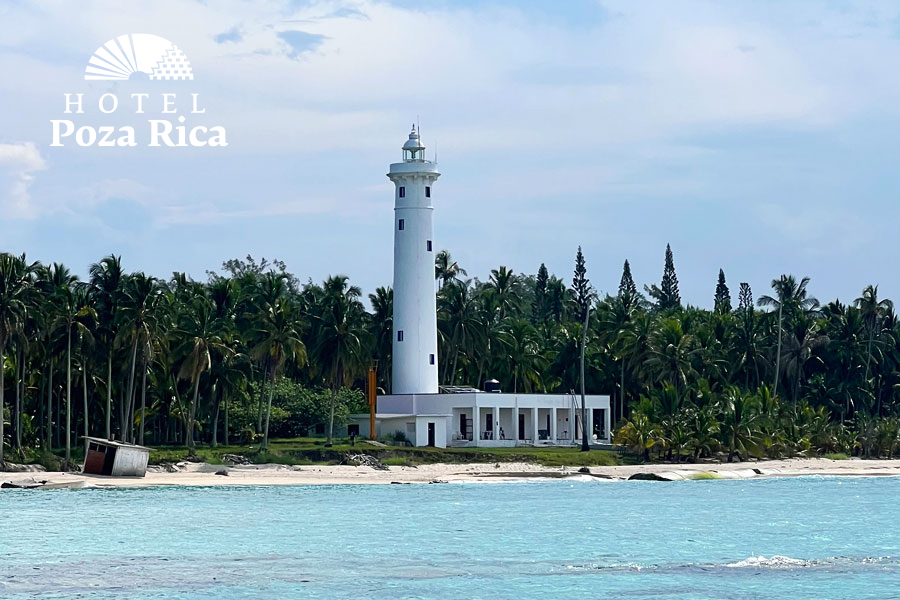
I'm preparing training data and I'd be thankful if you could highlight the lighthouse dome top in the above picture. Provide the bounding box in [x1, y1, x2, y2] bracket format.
[401, 124, 426, 161]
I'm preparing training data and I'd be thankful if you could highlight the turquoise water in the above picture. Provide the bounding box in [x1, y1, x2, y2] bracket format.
[2, 477, 899, 598]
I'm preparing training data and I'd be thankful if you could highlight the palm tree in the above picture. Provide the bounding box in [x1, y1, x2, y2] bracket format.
[780, 316, 827, 404]
[720, 387, 762, 462]
[645, 318, 698, 401]
[733, 299, 764, 390]
[597, 295, 636, 425]
[437, 279, 483, 385]
[497, 318, 546, 393]
[117, 274, 164, 442]
[854, 285, 893, 384]
[618, 312, 655, 418]
[758, 275, 819, 398]
[434, 250, 467, 289]
[367, 286, 392, 391]
[249, 297, 306, 450]
[311, 276, 367, 446]
[51, 283, 96, 463]
[247, 272, 289, 434]
[174, 296, 227, 450]
[88, 255, 123, 440]
[487, 266, 521, 320]
[0, 254, 35, 463]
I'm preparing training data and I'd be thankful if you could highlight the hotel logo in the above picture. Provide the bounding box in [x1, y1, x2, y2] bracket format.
[51, 35, 227, 147]
[86, 34, 194, 81]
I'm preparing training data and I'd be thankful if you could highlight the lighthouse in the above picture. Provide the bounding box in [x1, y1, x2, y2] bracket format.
[389, 125, 440, 395]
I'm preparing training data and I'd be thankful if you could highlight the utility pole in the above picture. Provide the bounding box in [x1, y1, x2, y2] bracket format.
[580, 306, 592, 452]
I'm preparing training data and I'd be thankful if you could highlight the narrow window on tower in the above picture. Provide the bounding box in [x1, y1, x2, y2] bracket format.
[426, 240, 433, 252]
[397, 330, 404, 342]
[429, 354, 435, 365]
[398, 219, 404, 230]
[398, 186, 405, 198]
[425, 186, 431, 198]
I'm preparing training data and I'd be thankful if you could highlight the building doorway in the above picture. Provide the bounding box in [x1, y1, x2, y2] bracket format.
[427, 422, 436, 447]
[592, 408, 606, 439]
[518, 413, 525, 440]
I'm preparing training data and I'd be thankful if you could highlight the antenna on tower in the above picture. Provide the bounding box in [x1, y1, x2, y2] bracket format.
[417, 115, 420, 139]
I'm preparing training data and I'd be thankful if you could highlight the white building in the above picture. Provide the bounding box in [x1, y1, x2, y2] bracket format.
[353, 127, 611, 448]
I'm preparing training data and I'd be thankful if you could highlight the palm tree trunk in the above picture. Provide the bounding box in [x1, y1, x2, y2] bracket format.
[188, 373, 200, 450]
[224, 391, 229, 446]
[46, 357, 53, 447]
[211, 383, 220, 448]
[15, 350, 22, 454]
[139, 366, 147, 446]
[124, 335, 138, 442]
[105, 353, 112, 440]
[327, 388, 337, 446]
[773, 303, 783, 397]
[256, 363, 267, 434]
[0, 346, 5, 464]
[262, 374, 275, 450]
[83, 365, 89, 451]
[65, 327, 72, 464]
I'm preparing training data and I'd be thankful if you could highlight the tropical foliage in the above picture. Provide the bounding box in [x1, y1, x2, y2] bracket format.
[0, 245, 899, 463]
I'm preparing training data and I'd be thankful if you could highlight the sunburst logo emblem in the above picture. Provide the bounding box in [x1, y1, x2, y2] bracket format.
[85, 34, 193, 81]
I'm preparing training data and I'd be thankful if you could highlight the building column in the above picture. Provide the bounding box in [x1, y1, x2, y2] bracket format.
[472, 404, 480, 444]
[569, 403, 575, 442]
[532, 407, 538, 443]
[586, 409, 593, 444]
[492, 406, 499, 440]
[605, 407, 611, 441]
[550, 408, 557, 443]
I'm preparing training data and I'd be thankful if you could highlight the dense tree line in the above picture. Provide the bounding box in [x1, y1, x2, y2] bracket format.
[1, 244, 898, 464]
[0, 254, 369, 465]
[434, 247, 900, 461]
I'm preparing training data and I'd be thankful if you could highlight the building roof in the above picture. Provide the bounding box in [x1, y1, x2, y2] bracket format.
[351, 413, 451, 419]
[83, 436, 152, 451]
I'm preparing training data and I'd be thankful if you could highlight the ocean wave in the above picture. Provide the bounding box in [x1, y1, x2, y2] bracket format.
[566, 554, 899, 575]
[725, 555, 812, 568]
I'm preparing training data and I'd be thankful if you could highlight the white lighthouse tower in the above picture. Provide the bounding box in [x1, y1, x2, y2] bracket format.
[389, 125, 440, 395]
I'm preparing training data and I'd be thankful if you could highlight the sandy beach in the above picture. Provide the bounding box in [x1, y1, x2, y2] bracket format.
[5, 457, 900, 489]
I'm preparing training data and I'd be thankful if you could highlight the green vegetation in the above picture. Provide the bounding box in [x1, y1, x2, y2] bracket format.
[1, 246, 899, 467]
[148, 438, 620, 468]
[687, 472, 721, 480]
[824, 452, 849, 461]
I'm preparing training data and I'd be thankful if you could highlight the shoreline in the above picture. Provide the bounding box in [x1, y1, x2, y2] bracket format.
[5, 457, 900, 489]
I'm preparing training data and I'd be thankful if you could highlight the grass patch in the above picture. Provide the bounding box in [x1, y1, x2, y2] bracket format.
[142, 438, 621, 468]
[687, 471, 721, 480]
[824, 452, 849, 461]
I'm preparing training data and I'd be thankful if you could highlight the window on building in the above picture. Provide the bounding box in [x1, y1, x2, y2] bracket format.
[398, 219, 404, 230]
[429, 354, 435, 365]
[425, 186, 431, 198]
[397, 330, 404, 342]
[399, 186, 405, 198]
[426, 240, 433, 251]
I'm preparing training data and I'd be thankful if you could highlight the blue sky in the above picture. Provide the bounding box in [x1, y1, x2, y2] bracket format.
[1, 0, 899, 308]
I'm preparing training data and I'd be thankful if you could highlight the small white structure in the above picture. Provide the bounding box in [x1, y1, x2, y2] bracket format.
[364, 127, 611, 448]
[353, 392, 610, 448]
[82, 437, 151, 477]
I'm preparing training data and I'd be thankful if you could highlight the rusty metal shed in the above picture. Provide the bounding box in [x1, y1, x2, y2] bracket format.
[82, 437, 151, 477]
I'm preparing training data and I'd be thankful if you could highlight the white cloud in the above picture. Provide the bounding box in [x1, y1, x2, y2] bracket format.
[0, 142, 47, 218]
